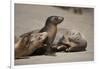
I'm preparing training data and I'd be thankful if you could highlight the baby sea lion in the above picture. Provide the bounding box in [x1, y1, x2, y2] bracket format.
[37, 16, 64, 55]
[56, 30, 87, 52]
[15, 32, 48, 59]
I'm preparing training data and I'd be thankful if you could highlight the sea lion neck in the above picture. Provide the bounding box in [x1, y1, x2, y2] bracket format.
[45, 22, 57, 29]
[45, 22, 58, 26]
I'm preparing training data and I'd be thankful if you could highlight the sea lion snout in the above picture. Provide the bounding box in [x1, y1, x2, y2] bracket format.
[57, 16, 64, 23]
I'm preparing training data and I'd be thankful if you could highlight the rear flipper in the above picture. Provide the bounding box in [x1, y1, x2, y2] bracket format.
[65, 46, 86, 52]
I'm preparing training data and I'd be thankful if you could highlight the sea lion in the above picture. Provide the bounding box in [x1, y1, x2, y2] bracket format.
[15, 32, 48, 59]
[35, 16, 64, 55]
[56, 30, 87, 52]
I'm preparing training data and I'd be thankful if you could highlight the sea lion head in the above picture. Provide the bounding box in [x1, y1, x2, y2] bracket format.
[46, 16, 64, 25]
[65, 30, 82, 43]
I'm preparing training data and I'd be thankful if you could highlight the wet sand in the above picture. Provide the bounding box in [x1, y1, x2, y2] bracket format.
[15, 4, 94, 65]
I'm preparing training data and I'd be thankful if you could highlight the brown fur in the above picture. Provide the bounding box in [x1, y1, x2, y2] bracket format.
[15, 32, 48, 59]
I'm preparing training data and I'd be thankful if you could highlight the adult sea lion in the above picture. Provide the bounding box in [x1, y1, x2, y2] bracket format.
[34, 16, 64, 55]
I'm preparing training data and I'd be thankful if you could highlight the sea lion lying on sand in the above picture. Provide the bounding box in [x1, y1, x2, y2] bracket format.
[15, 32, 48, 59]
[52, 30, 87, 52]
